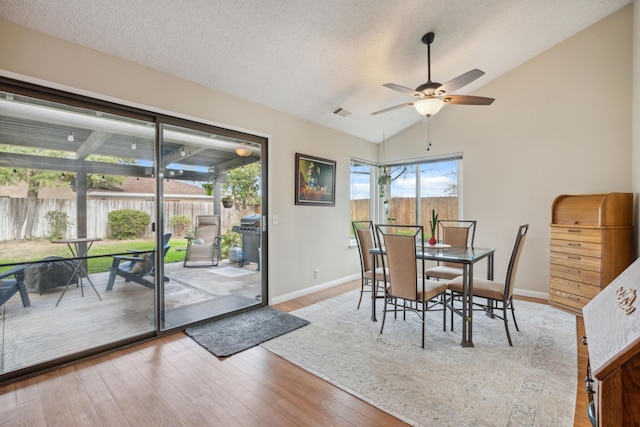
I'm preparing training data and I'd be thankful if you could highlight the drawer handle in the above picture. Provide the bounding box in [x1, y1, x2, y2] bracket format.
[567, 243, 581, 247]
[568, 229, 582, 233]
[567, 294, 580, 301]
[566, 269, 580, 274]
[568, 256, 581, 260]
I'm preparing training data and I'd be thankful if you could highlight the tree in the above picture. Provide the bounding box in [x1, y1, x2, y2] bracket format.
[0, 144, 129, 239]
[223, 163, 261, 210]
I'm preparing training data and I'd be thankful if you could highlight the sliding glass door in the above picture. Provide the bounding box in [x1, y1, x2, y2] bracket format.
[0, 79, 268, 382]
[158, 122, 264, 330]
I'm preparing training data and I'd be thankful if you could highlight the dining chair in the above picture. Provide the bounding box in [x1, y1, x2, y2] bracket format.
[425, 220, 476, 281]
[375, 224, 448, 348]
[446, 224, 528, 346]
[352, 220, 386, 309]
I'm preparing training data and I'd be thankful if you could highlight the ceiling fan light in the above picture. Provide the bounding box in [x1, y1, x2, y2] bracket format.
[414, 98, 444, 117]
[235, 147, 252, 157]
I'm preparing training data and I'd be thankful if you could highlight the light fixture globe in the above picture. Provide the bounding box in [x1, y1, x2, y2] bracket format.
[235, 147, 252, 157]
[414, 98, 444, 117]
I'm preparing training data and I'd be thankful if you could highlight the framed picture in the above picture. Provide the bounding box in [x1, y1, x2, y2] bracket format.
[295, 153, 336, 206]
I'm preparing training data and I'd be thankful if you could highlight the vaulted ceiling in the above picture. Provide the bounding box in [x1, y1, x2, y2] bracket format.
[0, 0, 631, 143]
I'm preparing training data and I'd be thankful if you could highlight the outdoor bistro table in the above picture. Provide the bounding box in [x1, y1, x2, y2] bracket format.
[370, 245, 495, 348]
[52, 237, 103, 306]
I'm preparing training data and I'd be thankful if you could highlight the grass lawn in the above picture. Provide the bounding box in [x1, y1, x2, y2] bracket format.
[0, 238, 189, 274]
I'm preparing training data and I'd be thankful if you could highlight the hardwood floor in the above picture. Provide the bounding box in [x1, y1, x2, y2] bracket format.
[0, 280, 591, 426]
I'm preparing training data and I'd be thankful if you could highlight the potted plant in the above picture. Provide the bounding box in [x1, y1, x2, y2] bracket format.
[202, 183, 213, 196]
[221, 195, 233, 208]
[428, 208, 438, 245]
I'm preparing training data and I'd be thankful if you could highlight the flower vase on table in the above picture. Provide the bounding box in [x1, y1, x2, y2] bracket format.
[428, 208, 438, 246]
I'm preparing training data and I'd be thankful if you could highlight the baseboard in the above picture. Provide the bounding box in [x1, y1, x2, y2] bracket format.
[270, 274, 360, 305]
[513, 288, 549, 301]
[271, 276, 549, 305]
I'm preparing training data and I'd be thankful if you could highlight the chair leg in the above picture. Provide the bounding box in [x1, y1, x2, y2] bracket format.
[106, 258, 121, 291]
[421, 302, 426, 348]
[380, 297, 389, 334]
[502, 316, 513, 347]
[356, 277, 366, 309]
[503, 305, 513, 346]
[509, 299, 519, 331]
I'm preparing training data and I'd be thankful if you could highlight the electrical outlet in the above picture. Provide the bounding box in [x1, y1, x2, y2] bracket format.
[314, 269, 319, 279]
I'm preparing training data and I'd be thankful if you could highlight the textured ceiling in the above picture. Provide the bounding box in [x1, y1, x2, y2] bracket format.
[0, 0, 631, 143]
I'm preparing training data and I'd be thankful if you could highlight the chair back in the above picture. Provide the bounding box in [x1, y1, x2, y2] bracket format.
[352, 221, 376, 274]
[438, 220, 476, 267]
[194, 215, 220, 245]
[161, 233, 172, 256]
[503, 224, 529, 300]
[376, 225, 423, 301]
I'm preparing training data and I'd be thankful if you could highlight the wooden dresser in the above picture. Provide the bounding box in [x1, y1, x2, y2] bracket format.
[583, 258, 640, 426]
[549, 193, 633, 316]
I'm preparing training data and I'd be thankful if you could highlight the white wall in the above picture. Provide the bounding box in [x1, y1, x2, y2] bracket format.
[1, 4, 636, 302]
[0, 18, 378, 302]
[381, 6, 635, 298]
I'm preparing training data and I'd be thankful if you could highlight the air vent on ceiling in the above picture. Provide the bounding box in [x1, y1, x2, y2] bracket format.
[332, 107, 352, 118]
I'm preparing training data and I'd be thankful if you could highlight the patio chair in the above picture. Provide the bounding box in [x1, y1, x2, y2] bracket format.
[183, 215, 221, 267]
[0, 264, 31, 308]
[106, 233, 172, 290]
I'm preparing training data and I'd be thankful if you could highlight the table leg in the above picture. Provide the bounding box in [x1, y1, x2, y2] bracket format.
[56, 241, 102, 306]
[55, 256, 84, 306]
[460, 263, 475, 348]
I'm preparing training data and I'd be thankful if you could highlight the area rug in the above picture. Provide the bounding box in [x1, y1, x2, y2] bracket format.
[261, 290, 577, 427]
[186, 306, 309, 357]
[207, 266, 255, 278]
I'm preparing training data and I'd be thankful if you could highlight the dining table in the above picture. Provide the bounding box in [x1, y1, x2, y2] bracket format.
[370, 244, 495, 348]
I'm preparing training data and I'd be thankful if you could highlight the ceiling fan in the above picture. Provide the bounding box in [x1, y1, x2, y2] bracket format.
[372, 32, 494, 117]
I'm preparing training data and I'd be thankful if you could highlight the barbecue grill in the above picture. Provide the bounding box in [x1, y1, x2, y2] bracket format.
[231, 214, 261, 270]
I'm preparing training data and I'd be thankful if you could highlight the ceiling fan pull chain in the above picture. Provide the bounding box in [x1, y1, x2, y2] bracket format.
[427, 117, 432, 151]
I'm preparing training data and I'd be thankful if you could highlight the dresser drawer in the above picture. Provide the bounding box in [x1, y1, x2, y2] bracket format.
[549, 277, 601, 300]
[551, 227, 603, 244]
[549, 287, 594, 312]
[550, 252, 601, 272]
[550, 264, 602, 286]
[550, 239, 601, 258]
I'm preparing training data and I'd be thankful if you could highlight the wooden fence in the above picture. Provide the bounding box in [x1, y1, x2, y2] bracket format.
[0, 198, 254, 241]
[351, 196, 458, 225]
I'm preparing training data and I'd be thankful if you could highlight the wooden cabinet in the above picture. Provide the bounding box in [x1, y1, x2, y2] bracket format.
[583, 258, 640, 426]
[549, 193, 633, 316]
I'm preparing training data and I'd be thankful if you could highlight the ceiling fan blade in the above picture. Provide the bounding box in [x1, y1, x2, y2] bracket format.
[371, 102, 414, 115]
[442, 95, 494, 105]
[383, 83, 422, 97]
[437, 69, 485, 95]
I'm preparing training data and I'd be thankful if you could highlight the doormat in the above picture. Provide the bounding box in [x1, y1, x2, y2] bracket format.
[207, 266, 255, 278]
[185, 306, 309, 357]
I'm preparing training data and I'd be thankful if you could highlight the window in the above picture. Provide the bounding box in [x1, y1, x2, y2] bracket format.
[349, 161, 374, 242]
[383, 156, 461, 229]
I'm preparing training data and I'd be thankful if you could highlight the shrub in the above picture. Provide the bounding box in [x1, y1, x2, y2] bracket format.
[220, 229, 241, 258]
[169, 215, 192, 237]
[108, 209, 151, 239]
[45, 211, 71, 241]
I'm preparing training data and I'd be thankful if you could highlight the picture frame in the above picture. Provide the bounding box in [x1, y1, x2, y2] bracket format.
[295, 153, 336, 206]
